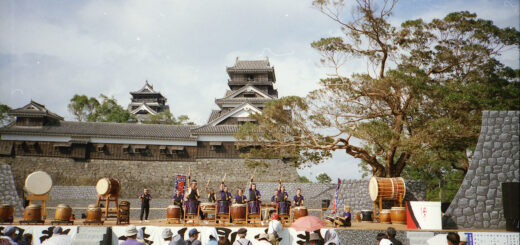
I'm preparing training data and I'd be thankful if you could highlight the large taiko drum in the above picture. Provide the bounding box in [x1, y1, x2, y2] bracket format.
[0, 204, 14, 221]
[231, 204, 246, 221]
[24, 204, 42, 221]
[167, 205, 181, 219]
[293, 206, 308, 220]
[96, 178, 120, 196]
[86, 204, 102, 222]
[186, 201, 199, 215]
[380, 209, 391, 223]
[390, 207, 406, 224]
[200, 202, 216, 214]
[369, 177, 406, 202]
[54, 204, 72, 221]
[25, 171, 53, 195]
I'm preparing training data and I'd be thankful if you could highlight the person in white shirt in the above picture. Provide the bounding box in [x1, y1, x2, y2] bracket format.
[255, 233, 272, 245]
[267, 213, 282, 245]
[42, 226, 72, 245]
[0, 226, 17, 245]
[233, 228, 251, 245]
[377, 232, 393, 245]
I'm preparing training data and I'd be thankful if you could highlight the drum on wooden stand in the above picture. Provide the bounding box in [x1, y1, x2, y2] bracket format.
[293, 206, 308, 220]
[231, 204, 246, 221]
[186, 201, 199, 215]
[200, 202, 216, 214]
[24, 204, 42, 221]
[360, 210, 373, 222]
[25, 171, 53, 195]
[86, 204, 102, 222]
[390, 207, 406, 224]
[0, 204, 14, 222]
[278, 201, 291, 216]
[217, 200, 230, 214]
[119, 201, 130, 211]
[369, 177, 406, 202]
[54, 204, 72, 221]
[96, 178, 121, 196]
[167, 205, 181, 219]
[380, 209, 391, 223]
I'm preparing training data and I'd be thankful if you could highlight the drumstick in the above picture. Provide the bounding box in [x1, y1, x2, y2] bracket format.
[222, 173, 227, 183]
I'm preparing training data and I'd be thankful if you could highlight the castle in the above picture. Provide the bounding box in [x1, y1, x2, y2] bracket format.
[0, 58, 299, 198]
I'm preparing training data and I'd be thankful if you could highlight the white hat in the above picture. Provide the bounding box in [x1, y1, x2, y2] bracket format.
[162, 228, 174, 239]
[257, 233, 269, 241]
[125, 225, 138, 237]
[458, 232, 468, 242]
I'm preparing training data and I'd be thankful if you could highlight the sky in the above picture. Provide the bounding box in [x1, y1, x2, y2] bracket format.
[1, 0, 518, 182]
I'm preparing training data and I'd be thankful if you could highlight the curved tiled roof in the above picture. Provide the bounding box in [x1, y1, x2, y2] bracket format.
[0, 121, 197, 140]
[191, 125, 239, 135]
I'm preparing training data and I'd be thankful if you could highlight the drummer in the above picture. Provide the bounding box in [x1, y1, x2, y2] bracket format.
[172, 189, 184, 219]
[207, 188, 217, 203]
[293, 188, 304, 206]
[139, 189, 152, 223]
[270, 190, 278, 203]
[275, 185, 288, 202]
[233, 188, 247, 204]
[219, 182, 232, 202]
[248, 176, 261, 202]
[335, 205, 351, 227]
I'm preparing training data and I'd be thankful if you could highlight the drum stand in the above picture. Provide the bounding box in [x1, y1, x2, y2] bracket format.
[216, 211, 230, 226]
[276, 204, 291, 225]
[373, 194, 404, 220]
[184, 206, 200, 225]
[246, 205, 262, 226]
[26, 194, 49, 220]
[96, 194, 120, 223]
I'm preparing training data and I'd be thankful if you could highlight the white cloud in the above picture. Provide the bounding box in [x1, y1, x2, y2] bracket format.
[0, 0, 518, 180]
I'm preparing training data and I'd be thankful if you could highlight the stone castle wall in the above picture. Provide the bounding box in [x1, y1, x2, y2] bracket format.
[0, 164, 24, 216]
[444, 111, 519, 229]
[0, 156, 299, 198]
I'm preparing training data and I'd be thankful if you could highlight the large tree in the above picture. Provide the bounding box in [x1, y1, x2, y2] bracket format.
[142, 111, 195, 125]
[237, 0, 519, 178]
[68, 94, 134, 123]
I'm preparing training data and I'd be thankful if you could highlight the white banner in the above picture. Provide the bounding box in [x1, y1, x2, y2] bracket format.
[0, 225, 77, 245]
[112, 226, 328, 245]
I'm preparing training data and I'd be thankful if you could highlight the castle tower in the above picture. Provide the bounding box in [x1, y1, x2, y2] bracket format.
[128, 81, 170, 122]
[204, 58, 278, 126]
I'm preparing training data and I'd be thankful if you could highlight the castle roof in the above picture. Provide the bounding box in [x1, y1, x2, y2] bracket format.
[8, 100, 63, 121]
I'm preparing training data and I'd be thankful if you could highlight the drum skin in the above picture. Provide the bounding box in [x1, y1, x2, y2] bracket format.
[369, 177, 406, 202]
[120, 201, 130, 211]
[25, 171, 53, 195]
[55, 204, 72, 221]
[0, 204, 14, 221]
[86, 204, 102, 222]
[200, 202, 216, 214]
[293, 206, 308, 220]
[24, 204, 42, 221]
[390, 207, 406, 224]
[96, 178, 120, 196]
[361, 210, 373, 222]
[231, 204, 246, 221]
[167, 205, 181, 219]
[380, 209, 391, 223]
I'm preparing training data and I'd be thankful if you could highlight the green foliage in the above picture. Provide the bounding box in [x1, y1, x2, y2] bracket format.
[316, 173, 332, 184]
[68, 94, 135, 123]
[143, 111, 195, 125]
[299, 175, 312, 183]
[238, 0, 520, 187]
[0, 103, 13, 126]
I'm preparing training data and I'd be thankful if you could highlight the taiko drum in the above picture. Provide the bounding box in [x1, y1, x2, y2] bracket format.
[369, 177, 406, 202]
[379, 209, 391, 223]
[390, 207, 406, 224]
[86, 204, 102, 222]
[293, 206, 308, 220]
[24, 204, 42, 221]
[231, 204, 246, 221]
[0, 204, 14, 221]
[96, 178, 120, 196]
[167, 205, 181, 219]
[54, 204, 72, 221]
